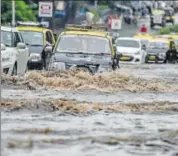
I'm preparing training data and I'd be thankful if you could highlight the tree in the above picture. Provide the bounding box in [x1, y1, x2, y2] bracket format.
[1, 0, 37, 24]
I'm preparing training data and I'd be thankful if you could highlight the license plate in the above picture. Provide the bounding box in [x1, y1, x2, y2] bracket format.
[120, 56, 131, 61]
[149, 56, 156, 60]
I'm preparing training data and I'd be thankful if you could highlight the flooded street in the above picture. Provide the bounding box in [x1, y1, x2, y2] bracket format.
[1, 64, 178, 156]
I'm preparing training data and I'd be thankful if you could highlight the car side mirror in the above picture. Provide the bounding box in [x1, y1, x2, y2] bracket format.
[45, 45, 53, 53]
[17, 42, 26, 49]
[1, 43, 6, 51]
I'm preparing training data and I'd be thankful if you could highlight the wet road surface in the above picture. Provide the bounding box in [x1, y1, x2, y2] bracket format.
[1, 64, 178, 156]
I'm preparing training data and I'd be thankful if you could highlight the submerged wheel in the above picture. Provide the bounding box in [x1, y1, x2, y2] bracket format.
[12, 63, 17, 76]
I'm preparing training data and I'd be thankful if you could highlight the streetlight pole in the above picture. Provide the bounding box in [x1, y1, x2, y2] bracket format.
[12, 0, 15, 27]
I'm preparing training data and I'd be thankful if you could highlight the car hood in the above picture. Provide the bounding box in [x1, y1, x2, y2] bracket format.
[27, 45, 44, 54]
[117, 47, 140, 54]
[52, 52, 112, 66]
[147, 48, 167, 54]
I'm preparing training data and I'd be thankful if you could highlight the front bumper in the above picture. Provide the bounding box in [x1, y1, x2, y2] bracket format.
[28, 60, 43, 69]
[146, 54, 166, 62]
[119, 55, 142, 64]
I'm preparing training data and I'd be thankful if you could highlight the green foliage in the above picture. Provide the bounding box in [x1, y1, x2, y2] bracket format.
[159, 24, 178, 34]
[90, 9, 100, 23]
[1, 1, 37, 24]
[98, 5, 109, 10]
[160, 27, 170, 34]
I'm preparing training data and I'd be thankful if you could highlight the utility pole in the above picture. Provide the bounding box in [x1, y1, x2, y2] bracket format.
[12, 0, 15, 27]
[52, 0, 55, 31]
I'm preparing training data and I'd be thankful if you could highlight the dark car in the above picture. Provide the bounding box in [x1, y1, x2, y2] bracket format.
[17, 24, 56, 70]
[145, 39, 169, 63]
[48, 25, 120, 74]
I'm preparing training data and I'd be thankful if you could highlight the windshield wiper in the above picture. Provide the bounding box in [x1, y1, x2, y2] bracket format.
[30, 44, 43, 46]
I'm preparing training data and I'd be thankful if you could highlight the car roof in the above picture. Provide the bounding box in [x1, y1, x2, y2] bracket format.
[1, 26, 18, 32]
[17, 26, 48, 33]
[63, 31, 108, 38]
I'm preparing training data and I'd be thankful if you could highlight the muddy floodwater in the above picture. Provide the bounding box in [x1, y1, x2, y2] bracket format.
[1, 64, 178, 156]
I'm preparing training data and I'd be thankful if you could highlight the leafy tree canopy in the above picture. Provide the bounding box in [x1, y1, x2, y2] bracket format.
[1, 1, 37, 24]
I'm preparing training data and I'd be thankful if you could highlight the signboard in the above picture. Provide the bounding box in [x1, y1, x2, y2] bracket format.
[39, 2, 53, 17]
[111, 18, 122, 30]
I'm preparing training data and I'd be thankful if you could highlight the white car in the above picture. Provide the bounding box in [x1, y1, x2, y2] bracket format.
[1, 26, 29, 76]
[115, 37, 147, 64]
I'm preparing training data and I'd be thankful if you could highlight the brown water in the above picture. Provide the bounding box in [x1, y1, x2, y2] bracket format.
[1, 64, 178, 156]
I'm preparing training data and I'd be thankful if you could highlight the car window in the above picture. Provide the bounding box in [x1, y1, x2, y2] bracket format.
[56, 35, 111, 54]
[1, 30, 12, 47]
[116, 39, 140, 48]
[20, 31, 44, 46]
[46, 31, 53, 44]
[14, 32, 21, 47]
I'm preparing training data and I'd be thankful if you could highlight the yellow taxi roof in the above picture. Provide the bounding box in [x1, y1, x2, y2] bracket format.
[64, 31, 108, 37]
[133, 33, 153, 39]
[151, 38, 169, 43]
[17, 26, 48, 33]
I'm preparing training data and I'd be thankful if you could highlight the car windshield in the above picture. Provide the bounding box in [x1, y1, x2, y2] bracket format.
[1, 30, 12, 47]
[56, 35, 111, 53]
[19, 31, 44, 46]
[148, 41, 168, 49]
[116, 39, 140, 48]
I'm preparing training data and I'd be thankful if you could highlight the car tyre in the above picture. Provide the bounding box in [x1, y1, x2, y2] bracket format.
[12, 63, 17, 76]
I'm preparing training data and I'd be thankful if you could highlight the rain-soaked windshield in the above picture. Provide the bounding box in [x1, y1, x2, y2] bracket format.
[148, 41, 168, 49]
[1, 31, 12, 47]
[56, 35, 111, 53]
[20, 31, 44, 46]
[116, 39, 140, 48]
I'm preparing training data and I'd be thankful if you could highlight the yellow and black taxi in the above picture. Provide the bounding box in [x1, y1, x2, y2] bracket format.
[47, 24, 119, 74]
[163, 7, 175, 24]
[145, 37, 176, 63]
[17, 21, 56, 70]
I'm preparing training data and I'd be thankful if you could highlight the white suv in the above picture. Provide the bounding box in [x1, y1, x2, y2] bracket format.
[1, 26, 29, 76]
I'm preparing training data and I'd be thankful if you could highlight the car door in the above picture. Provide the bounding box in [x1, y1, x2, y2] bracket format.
[45, 31, 54, 66]
[14, 31, 28, 75]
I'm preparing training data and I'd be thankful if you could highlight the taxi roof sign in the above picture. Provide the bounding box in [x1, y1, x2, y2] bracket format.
[16, 21, 48, 28]
[65, 24, 107, 32]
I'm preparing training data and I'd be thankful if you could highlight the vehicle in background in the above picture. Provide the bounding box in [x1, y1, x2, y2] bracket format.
[133, 33, 153, 48]
[115, 37, 147, 64]
[1, 26, 29, 76]
[163, 7, 175, 24]
[48, 24, 120, 74]
[150, 10, 166, 28]
[17, 21, 56, 70]
[145, 38, 169, 63]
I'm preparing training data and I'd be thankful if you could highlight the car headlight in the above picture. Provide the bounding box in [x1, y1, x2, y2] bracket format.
[49, 56, 66, 70]
[159, 53, 165, 57]
[97, 64, 112, 73]
[135, 51, 140, 55]
[29, 53, 41, 61]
